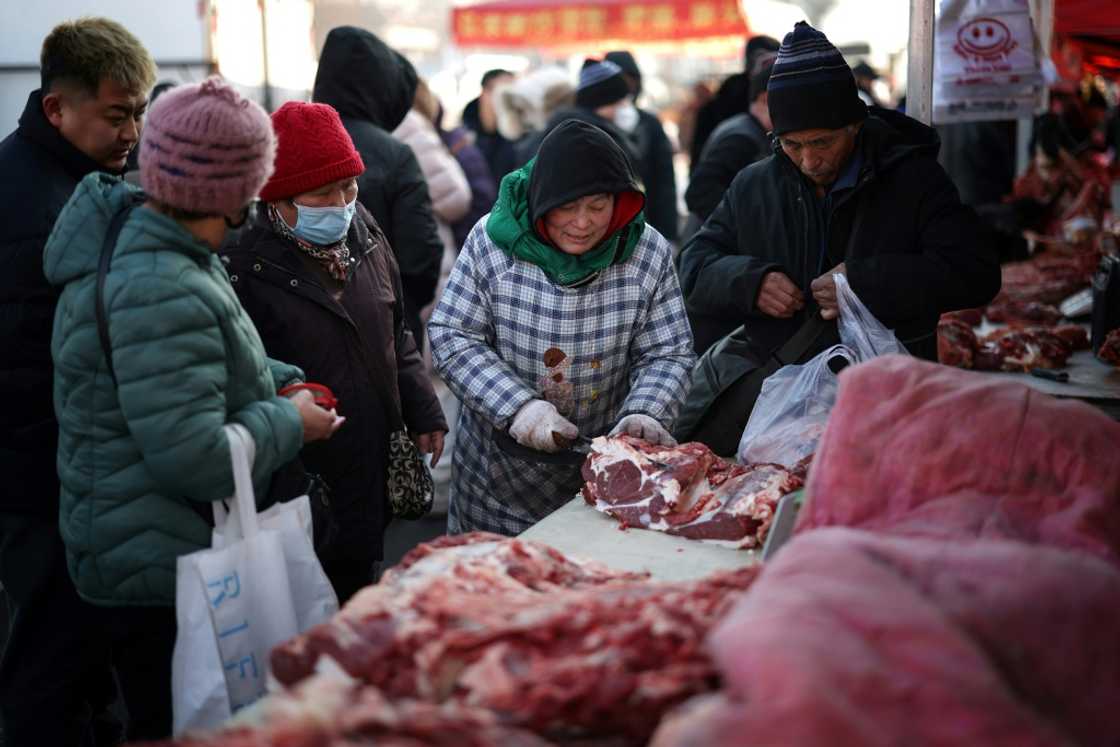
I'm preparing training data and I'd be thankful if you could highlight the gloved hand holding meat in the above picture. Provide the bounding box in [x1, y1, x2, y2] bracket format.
[509, 399, 579, 452]
[610, 413, 676, 445]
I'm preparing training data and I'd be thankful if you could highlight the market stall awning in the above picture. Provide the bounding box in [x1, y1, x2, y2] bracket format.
[451, 0, 749, 49]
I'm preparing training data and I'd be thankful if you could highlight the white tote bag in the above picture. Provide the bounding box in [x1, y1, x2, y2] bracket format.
[171, 424, 338, 735]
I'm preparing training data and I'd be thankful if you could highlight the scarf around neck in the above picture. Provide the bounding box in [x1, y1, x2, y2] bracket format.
[267, 203, 355, 283]
[486, 160, 644, 287]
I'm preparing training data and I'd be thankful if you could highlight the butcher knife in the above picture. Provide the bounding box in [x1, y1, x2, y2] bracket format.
[492, 427, 593, 466]
[761, 490, 804, 562]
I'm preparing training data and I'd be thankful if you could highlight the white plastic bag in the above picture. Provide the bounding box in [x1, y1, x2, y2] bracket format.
[171, 424, 338, 735]
[738, 274, 905, 466]
[738, 345, 856, 466]
[835, 273, 907, 358]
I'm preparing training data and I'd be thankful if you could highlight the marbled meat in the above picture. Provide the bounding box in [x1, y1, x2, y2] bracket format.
[581, 436, 805, 549]
[268, 533, 759, 744]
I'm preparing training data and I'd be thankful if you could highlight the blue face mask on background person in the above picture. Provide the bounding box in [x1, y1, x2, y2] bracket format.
[290, 198, 356, 245]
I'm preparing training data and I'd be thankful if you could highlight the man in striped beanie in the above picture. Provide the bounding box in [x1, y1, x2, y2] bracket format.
[675, 21, 999, 453]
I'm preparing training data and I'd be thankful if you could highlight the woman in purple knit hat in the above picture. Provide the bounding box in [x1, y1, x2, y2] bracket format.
[44, 77, 340, 738]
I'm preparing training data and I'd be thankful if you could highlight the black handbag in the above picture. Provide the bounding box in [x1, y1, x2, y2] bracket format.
[95, 197, 339, 551]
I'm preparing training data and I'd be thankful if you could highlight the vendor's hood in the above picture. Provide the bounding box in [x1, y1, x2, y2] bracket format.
[313, 26, 417, 131]
[529, 118, 644, 225]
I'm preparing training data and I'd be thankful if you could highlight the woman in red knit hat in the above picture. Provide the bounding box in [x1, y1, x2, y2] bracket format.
[223, 101, 446, 602]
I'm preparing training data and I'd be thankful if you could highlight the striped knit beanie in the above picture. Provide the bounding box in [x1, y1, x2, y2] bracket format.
[767, 21, 867, 136]
[139, 76, 275, 214]
[575, 59, 630, 110]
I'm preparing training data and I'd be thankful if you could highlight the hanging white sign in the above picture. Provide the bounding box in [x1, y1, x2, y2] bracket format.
[933, 0, 1045, 123]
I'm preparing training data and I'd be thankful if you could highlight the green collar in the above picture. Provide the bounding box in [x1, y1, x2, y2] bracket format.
[486, 160, 644, 287]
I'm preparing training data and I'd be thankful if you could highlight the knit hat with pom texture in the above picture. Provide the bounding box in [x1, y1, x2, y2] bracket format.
[139, 76, 275, 214]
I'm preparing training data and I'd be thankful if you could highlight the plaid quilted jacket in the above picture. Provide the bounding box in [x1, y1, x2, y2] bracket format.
[429, 218, 695, 535]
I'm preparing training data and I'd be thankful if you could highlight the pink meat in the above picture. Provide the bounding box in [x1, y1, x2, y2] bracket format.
[651, 528, 1120, 747]
[796, 356, 1120, 564]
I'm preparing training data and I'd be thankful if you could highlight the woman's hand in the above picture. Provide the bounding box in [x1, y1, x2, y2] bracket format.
[509, 400, 579, 453]
[414, 431, 447, 467]
[610, 414, 675, 446]
[289, 389, 343, 443]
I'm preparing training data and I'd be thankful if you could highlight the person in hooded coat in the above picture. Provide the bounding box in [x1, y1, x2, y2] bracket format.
[223, 102, 447, 602]
[604, 50, 679, 244]
[679, 22, 999, 363]
[428, 120, 695, 536]
[313, 26, 444, 350]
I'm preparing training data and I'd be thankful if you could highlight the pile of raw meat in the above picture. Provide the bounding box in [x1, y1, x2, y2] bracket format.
[651, 355, 1120, 746]
[1101, 327, 1120, 366]
[937, 315, 1089, 370]
[938, 249, 1100, 371]
[580, 435, 806, 549]
[145, 533, 759, 747]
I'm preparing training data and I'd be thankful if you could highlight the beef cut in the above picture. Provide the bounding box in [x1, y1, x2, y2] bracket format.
[580, 436, 805, 549]
[1100, 327, 1120, 366]
[984, 299, 1063, 325]
[651, 529, 1120, 747]
[797, 355, 1120, 564]
[997, 249, 1100, 305]
[938, 320, 1086, 371]
[268, 533, 759, 744]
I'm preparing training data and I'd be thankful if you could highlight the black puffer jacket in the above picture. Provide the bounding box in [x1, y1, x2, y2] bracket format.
[313, 27, 443, 345]
[679, 108, 1001, 358]
[632, 109, 679, 243]
[223, 205, 445, 576]
[0, 92, 116, 518]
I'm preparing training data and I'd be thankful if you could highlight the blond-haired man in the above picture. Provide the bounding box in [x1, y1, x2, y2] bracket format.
[0, 17, 154, 746]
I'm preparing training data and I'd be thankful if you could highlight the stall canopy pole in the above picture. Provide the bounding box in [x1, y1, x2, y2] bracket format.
[908, 0, 935, 124]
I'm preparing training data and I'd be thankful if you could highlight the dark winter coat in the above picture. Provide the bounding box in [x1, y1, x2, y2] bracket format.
[223, 205, 446, 566]
[679, 108, 1001, 359]
[632, 109, 679, 243]
[442, 125, 497, 249]
[462, 97, 518, 184]
[313, 26, 443, 346]
[0, 91, 117, 520]
[688, 72, 751, 172]
[685, 112, 771, 222]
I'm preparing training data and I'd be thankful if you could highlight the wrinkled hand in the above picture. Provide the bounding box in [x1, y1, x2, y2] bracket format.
[610, 414, 676, 446]
[509, 400, 579, 453]
[810, 262, 847, 320]
[414, 431, 446, 468]
[757, 271, 805, 318]
[290, 389, 343, 443]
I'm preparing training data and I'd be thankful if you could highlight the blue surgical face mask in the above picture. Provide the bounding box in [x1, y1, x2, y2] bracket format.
[290, 198, 356, 245]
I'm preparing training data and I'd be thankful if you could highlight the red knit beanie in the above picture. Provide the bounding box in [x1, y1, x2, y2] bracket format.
[259, 102, 365, 202]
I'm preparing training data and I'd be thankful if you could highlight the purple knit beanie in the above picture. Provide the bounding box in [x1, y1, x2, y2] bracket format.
[139, 76, 275, 215]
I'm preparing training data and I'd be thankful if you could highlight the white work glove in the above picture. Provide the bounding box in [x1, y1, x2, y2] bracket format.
[509, 399, 579, 453]
[610, 414, 676, 446]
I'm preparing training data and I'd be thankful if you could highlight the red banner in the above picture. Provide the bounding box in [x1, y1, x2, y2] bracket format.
[452, 0, 748, 48]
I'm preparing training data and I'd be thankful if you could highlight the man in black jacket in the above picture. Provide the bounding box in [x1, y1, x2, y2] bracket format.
[461, 68, 518, 183]
[0, 18, 155, 746]
[313, 26, 444, 348]
[604, 51, 679, 244]
[685, 51, 776, 229]
[680, 22, 999, 358]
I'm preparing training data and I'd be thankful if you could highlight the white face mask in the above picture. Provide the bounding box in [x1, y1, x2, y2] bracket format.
[613, 102, 640, 133]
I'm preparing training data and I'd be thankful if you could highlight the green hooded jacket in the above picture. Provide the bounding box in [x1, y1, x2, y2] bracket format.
[43, 173, 304, 606]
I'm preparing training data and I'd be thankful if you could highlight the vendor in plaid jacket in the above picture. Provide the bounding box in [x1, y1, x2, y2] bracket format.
[429, 119, 695, 535]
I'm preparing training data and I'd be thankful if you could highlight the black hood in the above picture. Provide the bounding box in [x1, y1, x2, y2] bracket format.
[313, 26, 417, 131]
[860, 106, 941, 171]
[529, 119, 643, 224]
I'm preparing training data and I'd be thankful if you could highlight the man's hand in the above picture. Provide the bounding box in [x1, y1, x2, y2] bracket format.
[756, 271, 805, 318]
[414, 431, 446, 468]
[810, 262, 847, 320]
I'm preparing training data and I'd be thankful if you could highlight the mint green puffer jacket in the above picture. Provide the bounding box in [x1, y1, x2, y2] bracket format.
[44, 173, 305, 607]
